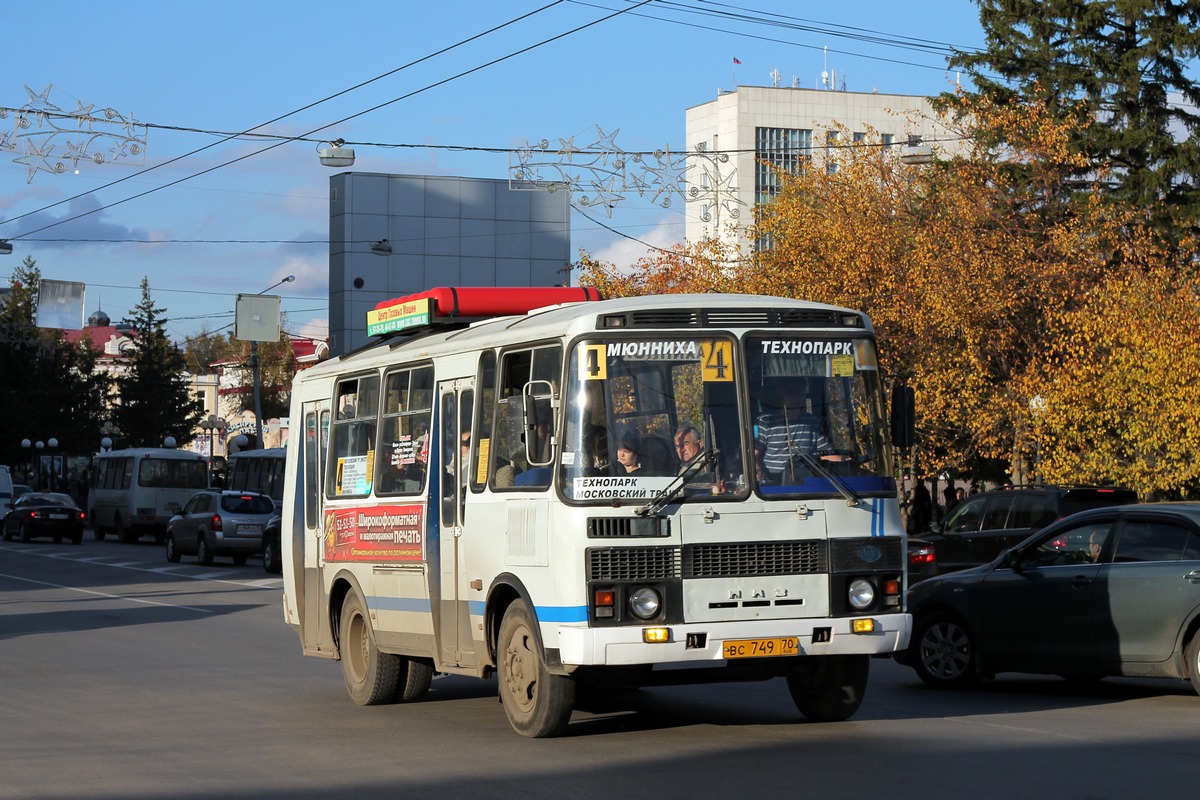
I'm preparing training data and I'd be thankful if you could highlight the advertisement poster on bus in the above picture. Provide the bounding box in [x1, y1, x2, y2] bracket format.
[324, 505, 425, 562]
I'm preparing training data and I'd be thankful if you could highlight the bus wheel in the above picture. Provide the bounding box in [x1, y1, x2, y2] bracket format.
[339, 592, 400, 705]
[116, 515, 135, 544]
[497, 599, 575, 737]
[396, 657, 434, 703]
[92, 523, 105, 541]
[786, 654, 869, 722]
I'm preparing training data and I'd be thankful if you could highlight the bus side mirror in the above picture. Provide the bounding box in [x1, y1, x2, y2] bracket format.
[890, 384, 915, 450]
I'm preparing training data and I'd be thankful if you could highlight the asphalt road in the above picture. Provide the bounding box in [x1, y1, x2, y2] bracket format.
[2, 534, 1197, 800]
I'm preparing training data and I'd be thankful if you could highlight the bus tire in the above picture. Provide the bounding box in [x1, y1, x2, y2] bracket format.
[115, 514, 135, 544]
[786, 654, 869, 722]
[497, 599, 575, 737]
[396, 657, 434, 703]
[339, 592, 400, 705]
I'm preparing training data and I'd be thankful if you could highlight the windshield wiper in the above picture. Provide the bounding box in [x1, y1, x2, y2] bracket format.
[636, 448, 717, 517]
[794, 451, 861, 507]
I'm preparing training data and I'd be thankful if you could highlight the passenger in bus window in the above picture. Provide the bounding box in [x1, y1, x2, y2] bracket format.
[616, 430, 642, 474]
[674, 426, 705, 465]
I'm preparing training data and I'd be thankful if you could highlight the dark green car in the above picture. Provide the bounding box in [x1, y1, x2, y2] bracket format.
[898, 502, 1200, 695]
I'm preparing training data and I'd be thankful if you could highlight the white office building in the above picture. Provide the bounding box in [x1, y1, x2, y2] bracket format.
[685, 86, 951, 251]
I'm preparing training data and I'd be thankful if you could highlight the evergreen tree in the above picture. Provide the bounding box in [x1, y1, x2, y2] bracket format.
[113, 278, 202, 448]
[947, 0, 1200, 230]
[0, 257, 112, 469]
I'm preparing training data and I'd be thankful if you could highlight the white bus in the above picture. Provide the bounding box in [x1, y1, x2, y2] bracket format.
[89, 448, 209, 543]
[281, 287, 913, 737]
[226, 447, 286, 509]
[227, 447, 287, 573]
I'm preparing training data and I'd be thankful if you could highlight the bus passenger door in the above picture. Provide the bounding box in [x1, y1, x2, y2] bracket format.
[300, 399, 335, 656]
[435, 380, 475, 668]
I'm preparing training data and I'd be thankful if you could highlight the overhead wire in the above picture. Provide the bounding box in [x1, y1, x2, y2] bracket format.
[0, 0, 566, 232]
[5, 0, 655, 242]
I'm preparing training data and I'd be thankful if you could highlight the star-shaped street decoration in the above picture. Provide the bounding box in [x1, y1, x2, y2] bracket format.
[13, 139, 60, 183]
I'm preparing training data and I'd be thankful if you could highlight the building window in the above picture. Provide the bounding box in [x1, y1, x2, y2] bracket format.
[754, 127, 812, 206]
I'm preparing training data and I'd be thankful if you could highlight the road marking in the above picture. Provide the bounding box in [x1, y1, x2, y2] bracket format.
[0, 572, 212, 613]
[0, 542, 282, 589]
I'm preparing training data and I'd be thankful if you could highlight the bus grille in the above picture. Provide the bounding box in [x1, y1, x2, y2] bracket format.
[684, 540, 827, 578]
[587, 546, 682, 581]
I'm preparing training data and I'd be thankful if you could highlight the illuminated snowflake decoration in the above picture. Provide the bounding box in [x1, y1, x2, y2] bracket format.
[510, 125, 742, 221]
[1, 84, 148, 183]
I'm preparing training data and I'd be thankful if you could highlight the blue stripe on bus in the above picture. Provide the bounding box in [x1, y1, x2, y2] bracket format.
[367, 596, 586, 624]
[535, 605, 588, 623]
[369, 596, 432, 613]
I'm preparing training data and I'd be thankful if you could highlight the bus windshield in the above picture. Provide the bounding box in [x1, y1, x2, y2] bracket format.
[559, 334, 895, 504]
[560, 337, 747, 503]
[745, 334, 894, 496]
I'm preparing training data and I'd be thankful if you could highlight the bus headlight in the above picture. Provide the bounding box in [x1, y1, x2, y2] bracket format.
[847, 578, 876, 611]
[628, 587, 661, 620]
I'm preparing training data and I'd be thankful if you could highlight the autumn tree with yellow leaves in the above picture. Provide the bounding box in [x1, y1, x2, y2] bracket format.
[578, 95, 1200, 498]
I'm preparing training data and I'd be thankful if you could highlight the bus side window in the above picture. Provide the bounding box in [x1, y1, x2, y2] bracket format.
[328, 374, 380, 498]
[378, 366, 434, 495]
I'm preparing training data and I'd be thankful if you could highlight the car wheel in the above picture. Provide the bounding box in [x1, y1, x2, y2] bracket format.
[3, 523, 12, 542]
[197, 535, 214, 566]
[71, 533, 82, 545]
[19, 521, 31, 543]
[912, 612, 979, 689]
[263, 536, 282, 574]
[53, 535, 62, 544]
[339, 592, 400, 705]
[396, 658, 434, 703]
[165, 532, 181, 563]
[497, 599, 575, 737]
[786, 655, 869, 722]
[1186, 635, 1200, 697]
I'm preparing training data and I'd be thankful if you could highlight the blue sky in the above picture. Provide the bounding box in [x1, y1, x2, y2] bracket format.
[0, 0, 985, 345]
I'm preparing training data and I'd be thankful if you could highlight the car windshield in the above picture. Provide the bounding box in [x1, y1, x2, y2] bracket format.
[221, 494, 274, 514]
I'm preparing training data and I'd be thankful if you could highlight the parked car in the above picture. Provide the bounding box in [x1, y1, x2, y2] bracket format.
[918, 484, 1138, 574]
[2, 492, 86, 544]
[907, 535, 938, 582]
[897, 502, 1200, 695]
[261, 514, 283, 575]
[165, 490, 276, 566]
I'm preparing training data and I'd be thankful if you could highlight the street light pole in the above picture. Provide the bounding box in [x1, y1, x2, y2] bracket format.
[250, 275, 294, 450]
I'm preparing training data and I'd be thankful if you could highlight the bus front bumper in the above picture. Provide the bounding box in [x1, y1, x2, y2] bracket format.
[555, 614, 911, 667]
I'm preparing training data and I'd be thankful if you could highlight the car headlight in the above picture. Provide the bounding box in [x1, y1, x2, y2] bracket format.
[628, 586, 662, 620]
[847, 578, 876, 611]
